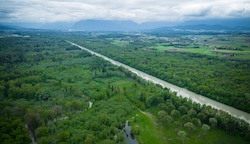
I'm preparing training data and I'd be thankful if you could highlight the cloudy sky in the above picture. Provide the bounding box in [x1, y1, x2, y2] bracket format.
[1, 0, 250, 23]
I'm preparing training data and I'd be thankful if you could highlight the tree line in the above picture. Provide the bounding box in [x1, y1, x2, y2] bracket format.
[0, 31, 249, 143]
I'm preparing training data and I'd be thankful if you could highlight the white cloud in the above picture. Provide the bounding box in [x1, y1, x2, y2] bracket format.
[0, 0, 249, 23]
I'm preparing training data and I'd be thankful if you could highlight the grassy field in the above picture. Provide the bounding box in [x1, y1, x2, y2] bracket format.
[151, 34, 250, 59]
[111, 39, 129, 46]
[129, 109, 248, 144]
[156, 45, 210, 53]
[128, 110, 167, 144]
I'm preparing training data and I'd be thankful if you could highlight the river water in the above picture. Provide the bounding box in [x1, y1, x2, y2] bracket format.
[124, 120, 138, 144]
[67, 41, 250, 124]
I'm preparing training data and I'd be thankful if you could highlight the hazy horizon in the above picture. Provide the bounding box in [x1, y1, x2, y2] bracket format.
[1, 0, 250, 23]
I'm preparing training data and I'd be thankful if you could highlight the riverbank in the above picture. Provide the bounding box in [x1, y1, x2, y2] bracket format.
[67, 41, 250, 124]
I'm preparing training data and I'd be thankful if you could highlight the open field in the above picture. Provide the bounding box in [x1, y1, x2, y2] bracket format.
[108, 33, 250, 59]
[151, 34, 250, 59]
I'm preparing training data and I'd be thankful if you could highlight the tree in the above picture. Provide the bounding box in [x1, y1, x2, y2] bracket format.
[84, 134, 95, 144]
[171, 109, 180, 120]
[191, 118, 201, 127]
[187, 109, 197, 117]
[58, 131, 70, 142]
[100, 113, 109, 125]
[35, 126, 49, 138]
[165, 102, 175, 113]
[178, 105, 188, 114]
[158, 110, 167, 119]
[11, 105, 26, 119]
[156, 96, 164, 103]
[178, 130, 187, 144]
[101, 139, 115, 144]
[25, 111, 42, 132]
[158, 103, 168, 111]
[158, 110, 172, 125]
[131, 125, 140, 135]
[145, 96, 157, 107]
[41, 110, 55, 123]
[116, 132, 125, 142]
[202, 124, 210, 137]
[197, 112, 206, 122]
[0, 117, 30, 144]
[163, 115, 173, 124]
[90, 121, 100, 131]
[174, 121, 182, 129]
[209, 117, 217, 127]
[37, 137, 49, 144]
[184, 122, 196, 131]
[54, 105, 62, 118]
[181, 114, 191, 123]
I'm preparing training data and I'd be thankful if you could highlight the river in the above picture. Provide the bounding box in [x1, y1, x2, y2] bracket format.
[66, 41, 250, 124]
[124, 120, 138, 144]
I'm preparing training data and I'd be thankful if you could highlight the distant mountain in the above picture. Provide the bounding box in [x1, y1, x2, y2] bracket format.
[71, 19, 176, 31]
[174, 24, 231, 30]
[0, 21, 74, 30]
[40, 22, 74, 30]
[182, 18, 250, 28]
[0, 25, 13, 30]
[0, 24, 20, 30]
[71, 18, 250, 32]
[72, 20, 138, 31]
[0, 18, 249, 32]
[151, 18, 250, 32]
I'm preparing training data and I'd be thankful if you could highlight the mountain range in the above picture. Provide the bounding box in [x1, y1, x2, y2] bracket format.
[1, 18, 250, 32]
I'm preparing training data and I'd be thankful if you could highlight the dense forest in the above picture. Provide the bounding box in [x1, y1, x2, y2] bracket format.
[0, 31, 249, 144]
[70, 33, 250, 113]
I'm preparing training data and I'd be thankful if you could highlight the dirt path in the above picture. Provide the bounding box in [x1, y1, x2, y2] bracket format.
[138, 109, 158, 126]
[138, 109, 168, 141]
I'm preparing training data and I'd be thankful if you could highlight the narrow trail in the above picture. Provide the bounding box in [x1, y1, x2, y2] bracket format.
[138, 109, 158, 127]
[137, 109, 168, 142]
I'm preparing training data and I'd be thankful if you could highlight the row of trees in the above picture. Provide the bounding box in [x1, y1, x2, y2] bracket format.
[114, 65, 250, 142]
[0, 31, 249, 143]
[68, 32, 250, 142]
[71, 33, 250, 113]
[155, 91, 250, 140]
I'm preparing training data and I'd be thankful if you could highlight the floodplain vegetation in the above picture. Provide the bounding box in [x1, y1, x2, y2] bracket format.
[71, 32, 250, 113]
[0, 31, 249, 144]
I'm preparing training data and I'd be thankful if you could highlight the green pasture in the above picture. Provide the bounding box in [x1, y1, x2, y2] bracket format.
[111, 40, 128, 46]
[155, 44, 250, 59]
[155, 45, 216, 56]
[155, 45, 176, 51]
[129, 110, 166, 144]
[130, 109, 248, 144]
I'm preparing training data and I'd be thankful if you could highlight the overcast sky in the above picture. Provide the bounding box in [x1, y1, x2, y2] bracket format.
[1, 0, 250, 23]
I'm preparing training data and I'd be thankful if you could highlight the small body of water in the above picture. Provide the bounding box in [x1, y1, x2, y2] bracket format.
[67, 41, 250, 124]
[124, 120, 138, 144]
[89, 101, 93, 108]
[25, 124, 36, 144]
